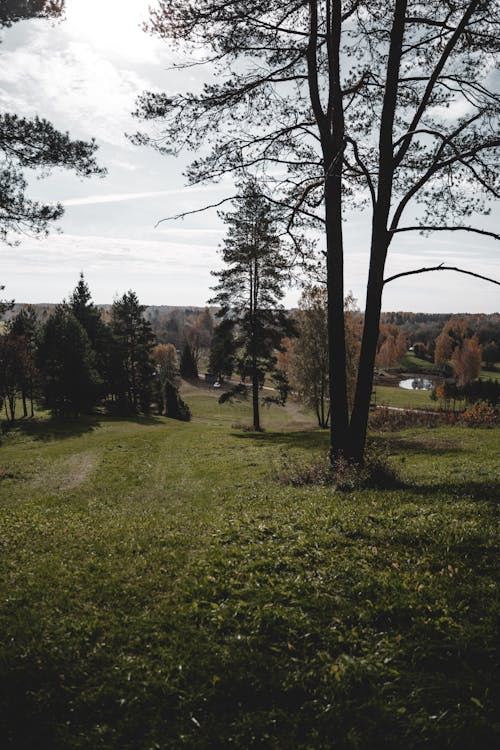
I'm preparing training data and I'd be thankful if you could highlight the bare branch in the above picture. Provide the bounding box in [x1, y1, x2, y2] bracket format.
[393, 0, 481, 169]
[390, 225, 500, 241]
[154, 195, 239, 226]
[345, 136, 376, 207]
[384, 263, 500, 286]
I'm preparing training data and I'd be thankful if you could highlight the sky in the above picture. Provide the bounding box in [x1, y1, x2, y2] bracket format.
[0, 0, 498, 312]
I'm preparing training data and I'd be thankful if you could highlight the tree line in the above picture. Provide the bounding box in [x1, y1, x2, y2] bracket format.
[0, 275, 192, 423]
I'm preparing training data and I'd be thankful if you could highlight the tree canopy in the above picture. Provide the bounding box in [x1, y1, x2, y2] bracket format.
[0, 3, 104, 245]
[135, 0, 499, 460]
[0, 0, 64, 28]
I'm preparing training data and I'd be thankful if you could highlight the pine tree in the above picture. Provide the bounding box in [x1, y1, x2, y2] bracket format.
[209, 181, 293, 431]
[179, 342, 198, 380]
[109, 291, 155, 413]
[152, 343, 179, 414]
[68, 273, 111, 396]
[208, 318, 236, 382]
[8, 306, 38, 417]
[37, 307, 101, 417]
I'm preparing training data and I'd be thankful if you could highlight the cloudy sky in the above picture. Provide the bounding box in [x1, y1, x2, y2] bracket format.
[1, 0, 498, 312]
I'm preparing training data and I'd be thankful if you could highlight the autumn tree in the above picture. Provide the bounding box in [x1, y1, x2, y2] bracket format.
[290, 287, 361, 427]
[209, 182, 293, 431]
[135, 0, 499, 461]
[434, 317, 467, 365]
[290, 286, 330, 428]
[376, 324, 407, 368]
[434, 330, 454, 367]
[185, 307, 214, 367]
[451, 336, 482, 386]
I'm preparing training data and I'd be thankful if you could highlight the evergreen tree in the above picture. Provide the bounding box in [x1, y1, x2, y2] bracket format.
[8, 306, 38, 417]
[1, 6, 104, 245]
[179, 342, 198, 379]
[209, 182, 293, 431]
[164, 380, 191, 421]
[152, 343, 179, 414]
[0, 284, 13, 317]
[37, 307, 101, 417]
[68, 273, 112, 396]
[110, 291, 155, 413]
[208, 318, 236, 381]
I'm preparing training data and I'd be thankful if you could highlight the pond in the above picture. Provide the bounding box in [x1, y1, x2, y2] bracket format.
[399, 377, 435, 391]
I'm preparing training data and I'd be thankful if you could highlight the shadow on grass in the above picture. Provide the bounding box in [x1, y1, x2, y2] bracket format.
[369, 433, 465, 457]
[404, 480, 499, 503]
[1, 412, 165, 442]
[232, 429, 329, 450]
[233, 430, 499, 500]
[1, 415, 100, 442]
[232, 429, 463, 457]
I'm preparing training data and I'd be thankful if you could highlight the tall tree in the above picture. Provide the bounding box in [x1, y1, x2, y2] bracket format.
[135, 0, 499, 462]
[179, 341, 199, 380]
[451, 336, 483, 386]
[0, 333, 32, 422]
[9, 306, 39, 417]
[289, 287, 361, 427]
[209, 182, 292, 431]
[67, 273, 112, 393]
[152, 343, 179, 414]
[290, 286, 330, 428]
[37, 307, 101, 417]
[208, 318, 237, 381]
[110, 291, 156, 413]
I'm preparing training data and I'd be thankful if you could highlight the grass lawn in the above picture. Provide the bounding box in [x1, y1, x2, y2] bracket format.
[373, 384, 441, 410]
[0, 386, 498, 749]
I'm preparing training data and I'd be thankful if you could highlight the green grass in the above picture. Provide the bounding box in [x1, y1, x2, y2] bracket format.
[373, 384, 445, 410]
[0, 387, 499, 749]
[480, 367, 500, 382]
[400, 351, 441, 373]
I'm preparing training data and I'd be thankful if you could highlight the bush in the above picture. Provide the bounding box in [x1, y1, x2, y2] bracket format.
[460, 401, 500, 428]
[275, 444, 400, 490]
[165, 381, 191, 421]
[369, 406, 458, 431]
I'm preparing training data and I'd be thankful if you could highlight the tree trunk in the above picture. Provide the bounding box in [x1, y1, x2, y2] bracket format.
[347, 0, 407, 463]
[325, 175, 349, 458]
[348, 249, 386, 461]
[252, 363, 260, 431]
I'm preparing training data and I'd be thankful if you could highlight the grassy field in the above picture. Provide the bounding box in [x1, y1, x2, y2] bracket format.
[374, 384, 440, 410]
[0, 385, 498, 749]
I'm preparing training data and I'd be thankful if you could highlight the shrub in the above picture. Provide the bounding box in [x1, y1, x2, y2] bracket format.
[369, 406, 458, 431]
[460, 401, 500, 428]
[275, 444, 400, 490]
[165, 381, 191, 421]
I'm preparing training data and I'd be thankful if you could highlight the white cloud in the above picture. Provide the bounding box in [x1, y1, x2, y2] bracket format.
[61, 184, 228, 207]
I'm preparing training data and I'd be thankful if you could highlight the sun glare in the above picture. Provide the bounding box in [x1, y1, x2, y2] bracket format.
[64, 0, 155, 58]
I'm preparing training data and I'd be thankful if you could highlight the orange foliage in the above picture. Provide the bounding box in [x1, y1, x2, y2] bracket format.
[451, 336, 482, 386]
